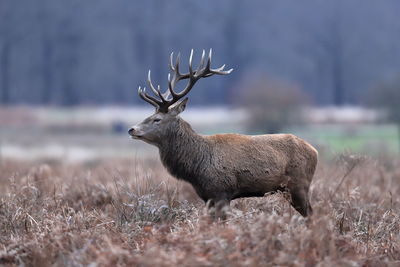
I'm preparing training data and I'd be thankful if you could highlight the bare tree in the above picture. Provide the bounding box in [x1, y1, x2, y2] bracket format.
[300, 0, 348, 106]
[39, 0, 54, 105]
[233, 76, 308, 134]
[367, 76, 400, 152]
[1, 0, 400, 106]
[0, 1, 12, 105]
[0, 41, 10, 104]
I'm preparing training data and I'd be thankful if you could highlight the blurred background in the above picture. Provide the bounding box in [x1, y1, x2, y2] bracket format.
[0, 0, 399, 162]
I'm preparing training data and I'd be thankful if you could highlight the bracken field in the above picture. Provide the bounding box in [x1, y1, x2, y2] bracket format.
[0, 154, 399, 266]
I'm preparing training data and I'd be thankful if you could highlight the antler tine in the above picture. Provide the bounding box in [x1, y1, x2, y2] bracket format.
[147, 70, 159, 96]
[157, 85, 168, 102]
[138, 86, 161, 110]
[175, 52, 181, 77]
[196, 49, 206, 74]
[188, 49, 194, 77]
[142, 87, 163, 105]
[162, 90, 171, 101]
[167, 73, 178, 98]
[205, 48, 212, 71]
[211, 64, 234, 75]
[147, 70, 167, 102]
[169, 52, 175, 71]
[202, 49, 233, 75]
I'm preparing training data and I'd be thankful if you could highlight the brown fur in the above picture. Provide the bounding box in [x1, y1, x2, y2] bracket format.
[155, 118, 317, 217]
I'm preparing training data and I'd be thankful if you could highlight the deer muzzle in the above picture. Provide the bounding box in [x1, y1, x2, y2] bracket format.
[128, 127, 142, 138]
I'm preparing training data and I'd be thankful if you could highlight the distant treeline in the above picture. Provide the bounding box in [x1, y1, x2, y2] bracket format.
[1, 0, 400, 106]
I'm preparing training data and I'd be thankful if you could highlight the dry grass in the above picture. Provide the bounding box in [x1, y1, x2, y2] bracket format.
[0, 155, 399, 266]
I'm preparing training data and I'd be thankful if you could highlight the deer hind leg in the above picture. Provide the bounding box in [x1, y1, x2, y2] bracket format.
[288, 185, 313, 217]
[206, 198, 230, 221]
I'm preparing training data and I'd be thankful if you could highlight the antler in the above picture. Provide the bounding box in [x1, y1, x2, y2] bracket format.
[138, 49, 233, 113]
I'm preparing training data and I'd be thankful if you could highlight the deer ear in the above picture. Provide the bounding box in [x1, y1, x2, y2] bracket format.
[169, 98, 188, 115]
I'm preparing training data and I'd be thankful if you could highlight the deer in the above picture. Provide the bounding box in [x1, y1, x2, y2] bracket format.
[128, 49, 318, 217]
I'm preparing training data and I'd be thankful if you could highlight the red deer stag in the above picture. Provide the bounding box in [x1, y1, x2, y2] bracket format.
[129, 49, 318, 217]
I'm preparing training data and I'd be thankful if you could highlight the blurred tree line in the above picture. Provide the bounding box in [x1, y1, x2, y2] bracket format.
[1, 0, 400, 107]
[368, 77, 400, 150]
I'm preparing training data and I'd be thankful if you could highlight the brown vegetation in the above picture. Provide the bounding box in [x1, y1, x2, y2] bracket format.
[0, 155, 399, 266]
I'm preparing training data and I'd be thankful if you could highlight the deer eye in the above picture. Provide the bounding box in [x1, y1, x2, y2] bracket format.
[153, 118, 161, 123]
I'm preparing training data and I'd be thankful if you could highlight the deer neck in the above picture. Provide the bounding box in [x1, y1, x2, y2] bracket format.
[158, 118, 210, 184]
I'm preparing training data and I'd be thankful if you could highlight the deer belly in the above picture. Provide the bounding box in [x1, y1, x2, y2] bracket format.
[235, 169, 284, 195]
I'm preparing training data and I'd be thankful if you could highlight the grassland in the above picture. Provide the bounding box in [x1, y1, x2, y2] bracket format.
[2, 106, 399, 162]
[291, 124, 400, 156]
[0, 154, 399, 266]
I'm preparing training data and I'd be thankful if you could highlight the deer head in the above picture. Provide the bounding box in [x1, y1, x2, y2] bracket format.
[128, 49, 233, 145]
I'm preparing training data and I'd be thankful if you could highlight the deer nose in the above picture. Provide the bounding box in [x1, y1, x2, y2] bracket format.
[128, 127, 135, 136]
